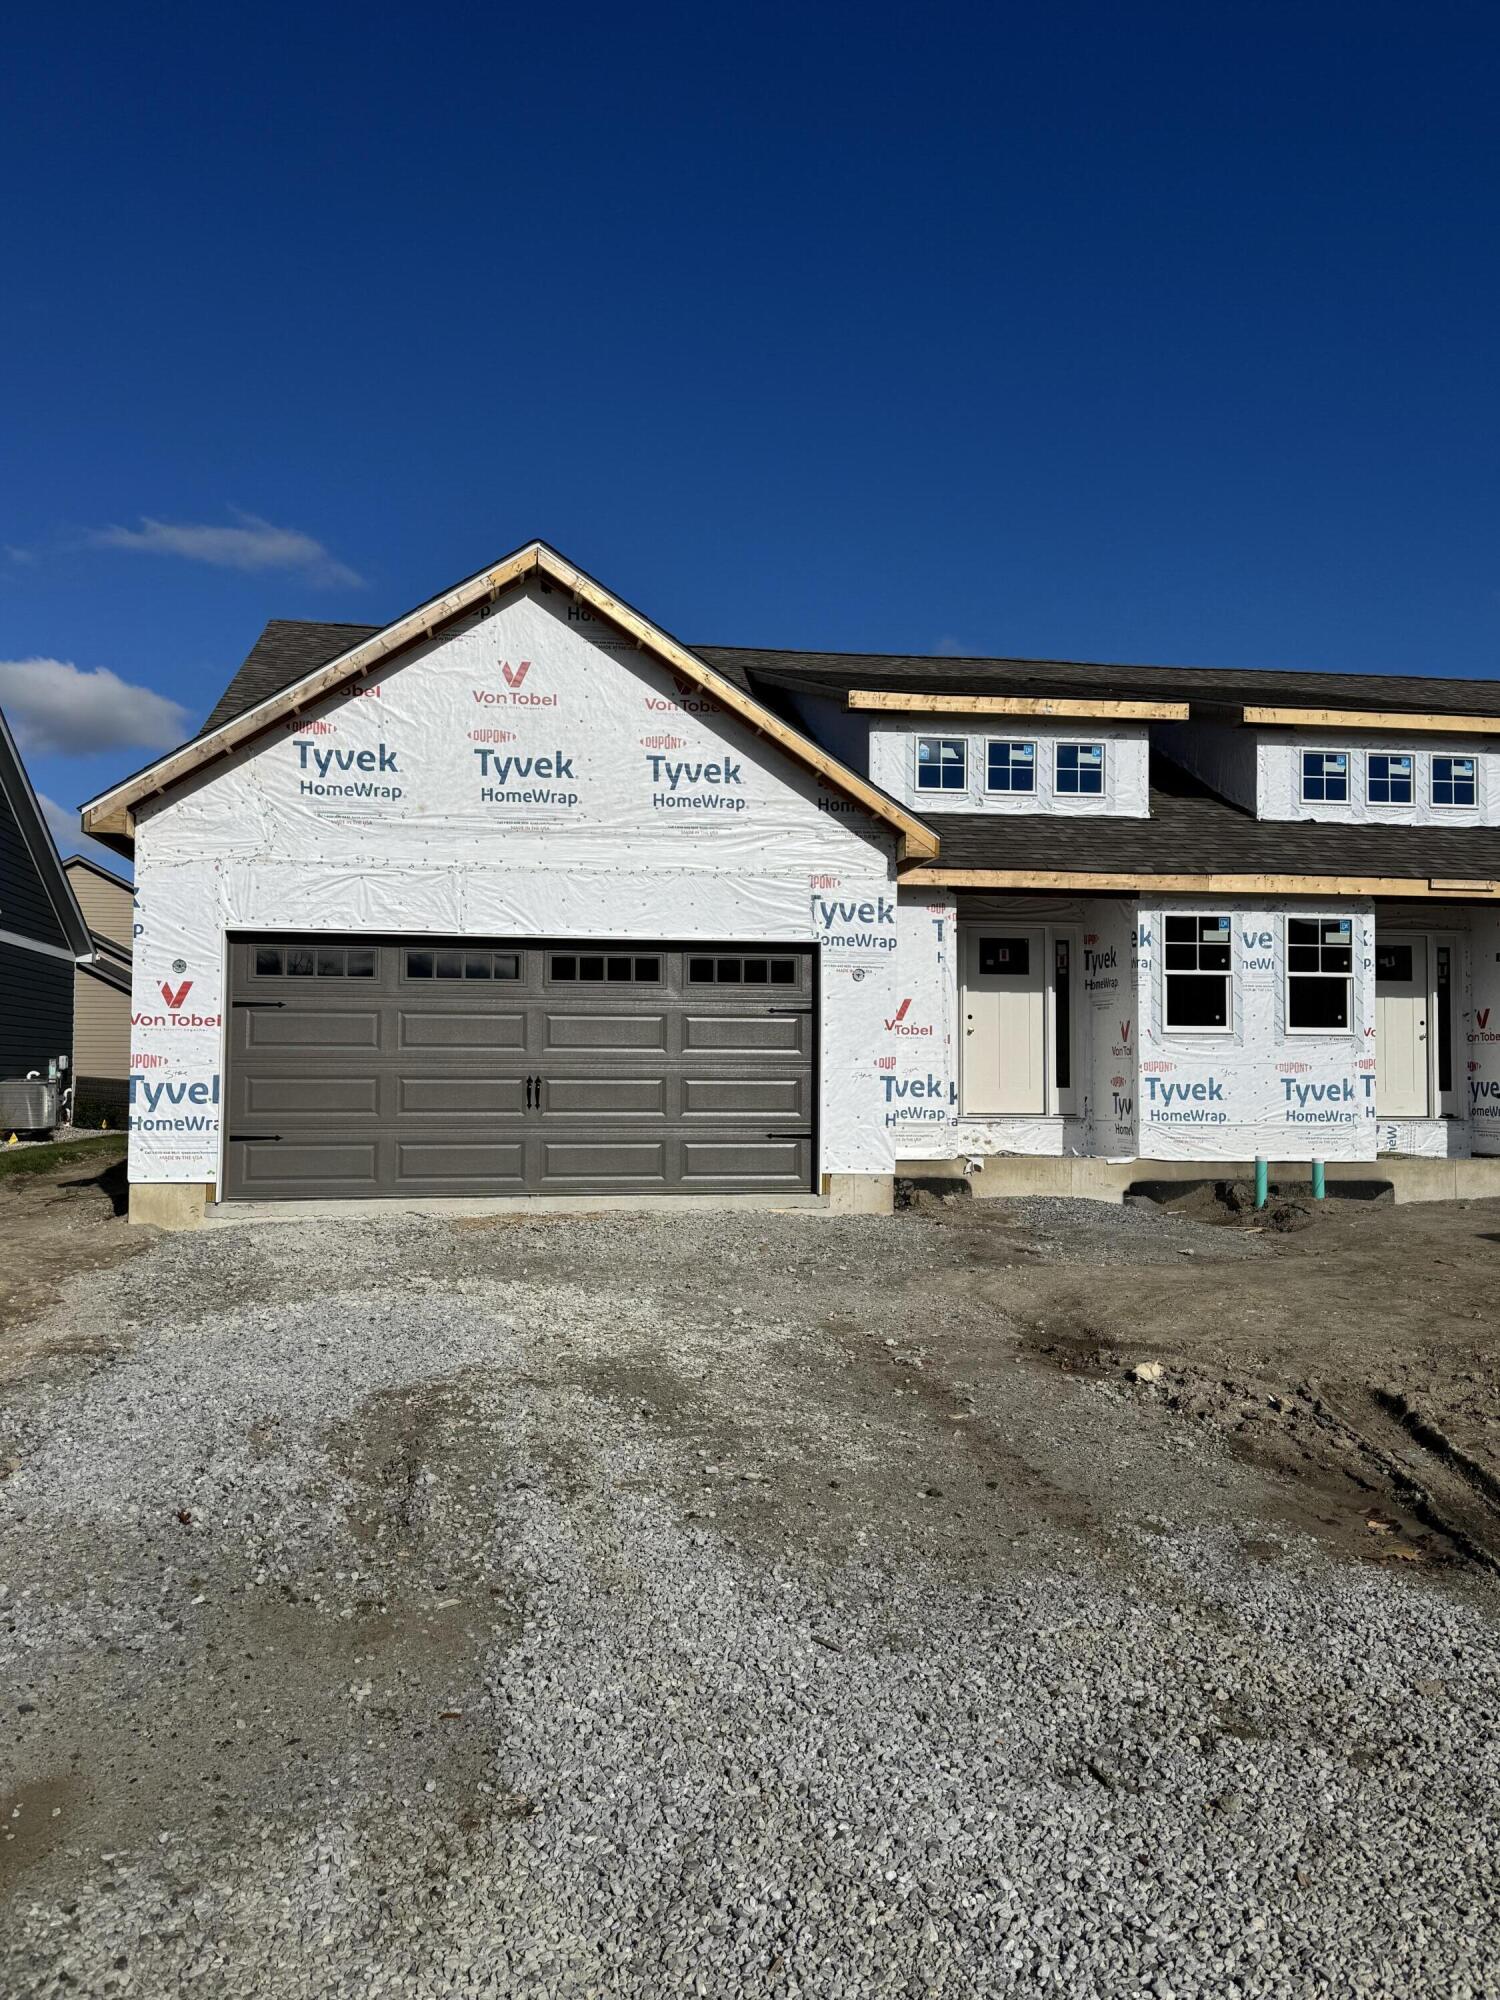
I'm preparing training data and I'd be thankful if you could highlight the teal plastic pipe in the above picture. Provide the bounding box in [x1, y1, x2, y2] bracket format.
[1312, 1160, 1326, 1200]
[1254, 1158, 1269, 1209]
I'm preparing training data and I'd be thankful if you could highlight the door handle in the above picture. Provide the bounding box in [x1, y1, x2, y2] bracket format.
[525, 1075, 533, 1108]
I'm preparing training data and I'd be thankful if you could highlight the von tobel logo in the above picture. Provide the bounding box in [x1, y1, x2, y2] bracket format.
[160, 978, 192, 1009]
[813, 893, 897, 953]
[648, 753, 746, 813]
[296, 740, 403, 800]
[472, 663, 556, 708]
[1111, 1018, 1132, 1059]
[883, 997, 933, 1036]
[643, 675, 720, 716]
[1471, 1008, 1500, 1044]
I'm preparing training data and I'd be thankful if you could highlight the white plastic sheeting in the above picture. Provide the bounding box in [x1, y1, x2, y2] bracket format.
[1136, 899, 1377, 1161]
[867, 720, 1150, 817]
[128, 584, 904, 1185]
[1161, 720, 1500, 827]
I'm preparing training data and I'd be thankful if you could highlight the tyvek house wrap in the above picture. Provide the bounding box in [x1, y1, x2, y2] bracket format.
[880, 892, 1140, 1161]
[1135, 900, 1378, 1161]
[127, 584, 903, 1185]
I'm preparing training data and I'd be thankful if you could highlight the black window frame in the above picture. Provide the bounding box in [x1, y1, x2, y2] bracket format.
[1285, 916, 1354, 1034]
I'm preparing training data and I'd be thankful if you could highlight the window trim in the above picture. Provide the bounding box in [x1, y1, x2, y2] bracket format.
[1431, 754, 1478, 811]
[983, 738, 1038, 795]
[913, 735, 968, 793]
[1300, 748, 1352, 805]
[1366, 752, 1414, 809]
[1284, 915, 1354, 1037]
[1161, 912, 1235, 1035]
[1053, 740, 1106, 798]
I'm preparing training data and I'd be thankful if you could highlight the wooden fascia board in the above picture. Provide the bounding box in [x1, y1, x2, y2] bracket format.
[1241, 704, 1500, 736]
[897, 866, 1500, 899]
[82, 541, 938, 862]
[848, 690, 1189, 722]
[81, 544, 543, 841]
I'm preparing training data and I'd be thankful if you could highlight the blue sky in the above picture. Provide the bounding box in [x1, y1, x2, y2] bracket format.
[4, 4, 1497, 867]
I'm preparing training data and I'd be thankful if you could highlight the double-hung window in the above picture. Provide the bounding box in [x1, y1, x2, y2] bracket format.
[1163, 915, 1232, 1030]
[1367, 753, 1413, 806]
[986, 739, 1036, 793]
[1301, 750, 1350, 803]
[1432, 755, 1476, 808]
[1286, 918, 1353, 1031]
[916, 737, 966, 792]
[1055, 742, 1104, 795]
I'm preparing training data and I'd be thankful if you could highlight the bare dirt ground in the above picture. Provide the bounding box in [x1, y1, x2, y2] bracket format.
[2, 1160, 1499, 1995]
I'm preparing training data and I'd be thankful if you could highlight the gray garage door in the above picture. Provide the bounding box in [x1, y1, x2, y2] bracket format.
[223, 937, 815, 1199]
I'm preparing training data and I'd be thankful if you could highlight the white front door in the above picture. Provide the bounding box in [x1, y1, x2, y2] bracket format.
[963, 928, 1046, 1113]
[1376, 935, 1428, 1117]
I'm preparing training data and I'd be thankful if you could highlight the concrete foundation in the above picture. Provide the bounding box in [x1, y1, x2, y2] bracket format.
[899, 1154, 1500, 1206]
[824, 1173, 895, 1216]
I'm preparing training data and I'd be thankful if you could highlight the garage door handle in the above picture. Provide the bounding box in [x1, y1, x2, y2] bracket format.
[229, 1133, 282, 1142]
[232, 1000, 286, 1009]
[525, 1076, 533, 1107]
[767, 1007, 810, 1016]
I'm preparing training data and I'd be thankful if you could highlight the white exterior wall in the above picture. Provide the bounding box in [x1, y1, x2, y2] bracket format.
[881, 892, 1138, 1163]
[1259, 732, 1500, 825]
[127, 585, 903, 1187]
[869, 720, 1150, 817]
[1469, 908, 1500, 1155]
[1136, 899, 1378, 1161]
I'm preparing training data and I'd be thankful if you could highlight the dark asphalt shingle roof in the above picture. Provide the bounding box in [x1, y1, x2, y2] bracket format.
[199, 621, 382, 735]
[925, 762, 1500, 882]
[693, 646, 1500, 721]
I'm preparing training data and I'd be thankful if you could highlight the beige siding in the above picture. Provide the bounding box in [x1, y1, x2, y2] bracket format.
[73, 965, 130, 1082]
[64, 861, 133, 950]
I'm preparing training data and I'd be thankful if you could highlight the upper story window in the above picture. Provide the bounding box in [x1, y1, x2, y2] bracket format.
[985, 740, 1036, 793]
[1432, 755, 1477, 808]
[1367, 753, 1413, 806]
[1286, 918, 1353, 1032]
[915, 737, 966, 791]
[1301, 750, 1350, 804]
[1055, 742, 1105, 796]
[1163, 915, 1232, 1031]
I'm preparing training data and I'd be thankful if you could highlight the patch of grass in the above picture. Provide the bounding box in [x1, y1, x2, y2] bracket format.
[0, 1134, 128, 1182]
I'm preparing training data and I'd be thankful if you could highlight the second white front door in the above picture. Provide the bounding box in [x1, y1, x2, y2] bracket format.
[1376, 935, 1428, 1117]
[963, 928, 1047, 1114]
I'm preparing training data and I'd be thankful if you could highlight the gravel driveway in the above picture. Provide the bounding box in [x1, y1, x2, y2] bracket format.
[2, 1200, 1498, 1997]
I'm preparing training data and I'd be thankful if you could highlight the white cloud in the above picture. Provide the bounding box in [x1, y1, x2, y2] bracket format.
[4, 544, 37, 566]
[0, 657, 192, 756]
[89, 510, 363, 588]
[38, 792, 129, 873]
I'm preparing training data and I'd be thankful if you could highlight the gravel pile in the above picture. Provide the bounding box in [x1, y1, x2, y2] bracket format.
[2, 1209, 1496, 1997]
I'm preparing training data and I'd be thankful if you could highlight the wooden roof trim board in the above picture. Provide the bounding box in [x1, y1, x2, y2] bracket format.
[847, 690, 1188, 722]
[81, 543, 939, 862]
[1241, 704, 1500, 736]
[897, 866, 1500, 899]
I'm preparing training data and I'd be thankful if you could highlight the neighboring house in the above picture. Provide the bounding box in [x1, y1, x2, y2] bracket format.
[78, 540, 1500, 1225]
[63, 855, 134, 1121]
[0, 707, 93, 1099]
